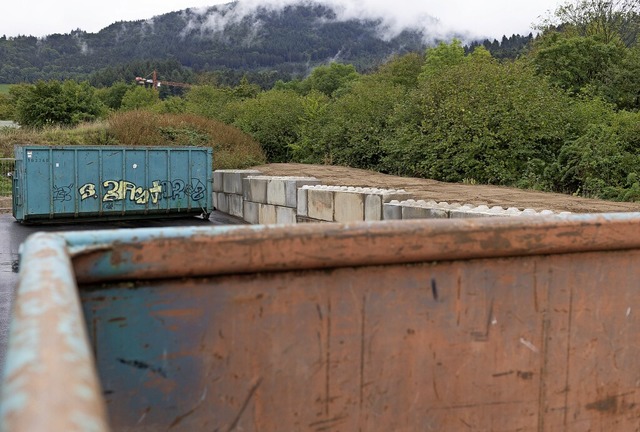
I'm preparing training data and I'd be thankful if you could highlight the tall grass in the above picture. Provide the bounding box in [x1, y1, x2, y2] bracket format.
[0, 84, 12, 95]
[0, 121, 114, 157]
[0, 112, 266, 169]
[108, 111, 266, 169]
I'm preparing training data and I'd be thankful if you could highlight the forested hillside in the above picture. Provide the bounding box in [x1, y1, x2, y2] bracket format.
[0, 2, 536, 88]
[0, 3, 428, 86]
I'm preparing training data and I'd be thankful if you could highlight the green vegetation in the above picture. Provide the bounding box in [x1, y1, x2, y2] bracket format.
[3, 0, 640, 201]
[0, 114, 266, 170]
[0, 85, 12, 95]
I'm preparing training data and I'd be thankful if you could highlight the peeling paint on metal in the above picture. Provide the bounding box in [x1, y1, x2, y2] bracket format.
[1, 233, 109, 431]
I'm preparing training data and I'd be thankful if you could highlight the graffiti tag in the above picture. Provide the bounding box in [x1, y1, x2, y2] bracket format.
[53, 184, 73, 202]
[160, 179, 206, 201]
[79, 183, 97, 200]
[103, 180, 162, 205]
[78, 178, 205, 205]
[185, 179, 206, 201]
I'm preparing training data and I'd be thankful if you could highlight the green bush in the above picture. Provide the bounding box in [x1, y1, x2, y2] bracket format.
[184, 85, 238, 123]
[120, 86, 160, 111]
[319, 78, 406, 170]
[232, 89, 305, 162]
[377, 51, 577, 185]
[12, 80, 105, 127]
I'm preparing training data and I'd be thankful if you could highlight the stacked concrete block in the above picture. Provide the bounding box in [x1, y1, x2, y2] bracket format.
[305, 186, 335, 222]
[213, 169, 262, 219]
[299, 186, 413, 223]
[213, 169, 573, 225]
[383, 199, 571, 220]
[243, 176, 321, 225]
[449, 204, 499, 219]
[243, 201, 260, 224]
[383, 200, 404, 220]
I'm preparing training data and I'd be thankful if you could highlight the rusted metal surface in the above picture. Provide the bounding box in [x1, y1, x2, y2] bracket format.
[1, 233, 108, 432]
[69, 212, 640, 283]
[5, 213, 640, 430]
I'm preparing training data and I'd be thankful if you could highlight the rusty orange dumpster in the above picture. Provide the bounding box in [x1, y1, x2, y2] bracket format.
[3, 213, 640, 431]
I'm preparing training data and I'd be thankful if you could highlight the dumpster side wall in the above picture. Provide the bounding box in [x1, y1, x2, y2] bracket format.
[82, 246, 640, 431]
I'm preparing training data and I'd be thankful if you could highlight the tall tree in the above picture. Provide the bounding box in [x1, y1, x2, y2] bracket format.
[544, 0, 640, 45]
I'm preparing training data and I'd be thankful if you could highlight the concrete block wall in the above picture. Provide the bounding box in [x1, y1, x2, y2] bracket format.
[297, 185, 413, 223]
[242, 176, 321, 225]
[383, 200, 571, 220]
[213, 169, 261, 219]
[213, 170, 570, 225]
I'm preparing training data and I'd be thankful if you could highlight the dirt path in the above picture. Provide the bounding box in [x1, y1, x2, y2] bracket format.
[252, 163, 640, 213]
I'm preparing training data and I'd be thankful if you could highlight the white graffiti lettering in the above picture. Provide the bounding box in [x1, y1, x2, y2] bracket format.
[78, 178, 205, 205]
[78, 183, 97, 200]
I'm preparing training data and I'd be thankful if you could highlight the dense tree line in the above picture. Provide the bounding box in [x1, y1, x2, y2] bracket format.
[4, 0, 640, 202]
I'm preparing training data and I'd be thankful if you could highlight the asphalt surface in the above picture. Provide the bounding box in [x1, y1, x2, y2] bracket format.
[0, 211, 244, 380]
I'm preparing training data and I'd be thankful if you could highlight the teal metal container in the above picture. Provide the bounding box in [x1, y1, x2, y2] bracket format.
[12, 145, 212, 223]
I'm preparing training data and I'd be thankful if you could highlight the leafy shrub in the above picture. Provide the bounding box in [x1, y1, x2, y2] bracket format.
[232, 89, 305, 162]
[120, 86, 160, 111]
[184, 85, 238, 123]
[12, 80, 105, 127]
[0, 94, 14, 120]
[380, 51, 576, 185]
[320, 78, 406, 170]
[551, 116, 640, 199]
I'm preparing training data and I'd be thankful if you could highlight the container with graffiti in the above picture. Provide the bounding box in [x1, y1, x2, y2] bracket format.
[12, 145, 213, 223]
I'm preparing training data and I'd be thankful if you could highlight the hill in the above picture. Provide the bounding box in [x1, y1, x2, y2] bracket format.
[0, 2, 533, 87]
[0, 3, 428, 86]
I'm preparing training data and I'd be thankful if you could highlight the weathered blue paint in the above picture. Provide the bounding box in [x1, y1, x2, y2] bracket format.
[12, 146, 213, 223]
[1, 233, 108, 431]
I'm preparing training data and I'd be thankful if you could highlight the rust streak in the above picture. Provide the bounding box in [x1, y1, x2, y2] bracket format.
[585, 391, 636, 414]
[431, 278, 438, 301]
[532, 261, 539, 313]
[309, 415, 349, 427]
[325, 297, 332, 416]
[459, 417, 473, 428]
[359, 295, 366, 411]
[117, 358, 167, 379]
[456, 274, 462, 326]
[537, 317, 550, 432]
[517, 371, 534, 380]
[226, 378, 263, 432]
[586, 396, 618, 413]
[169, 406, 196, 429]
[562, 285, 574, 427]
[433, 400, 527, 411]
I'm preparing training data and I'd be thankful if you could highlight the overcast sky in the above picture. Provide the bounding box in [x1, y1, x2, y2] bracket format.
[1, 0, 565, 40]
